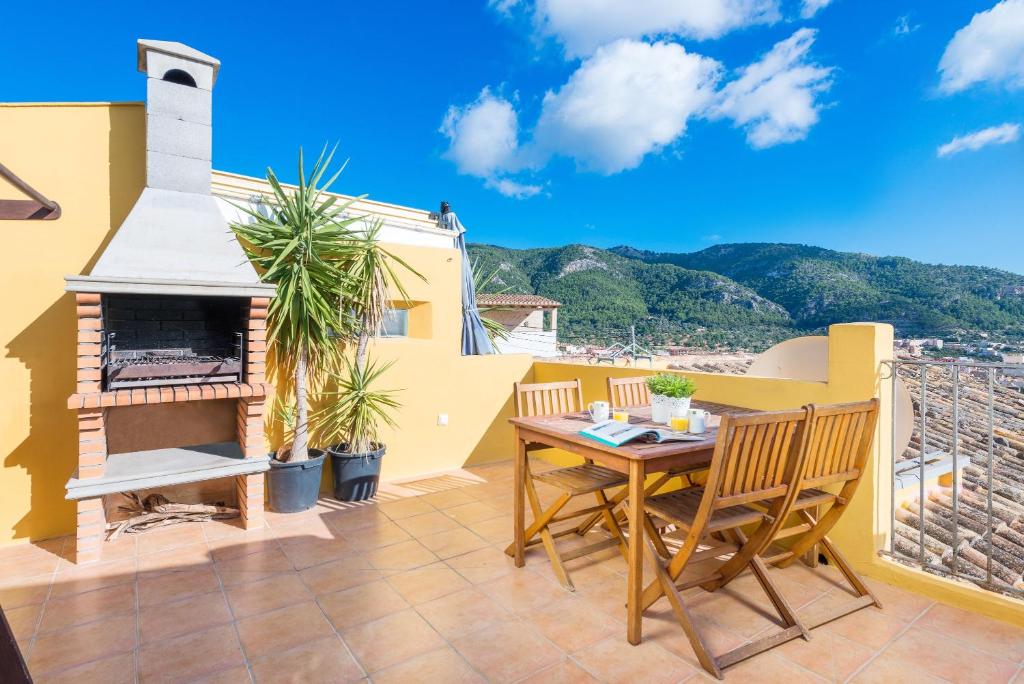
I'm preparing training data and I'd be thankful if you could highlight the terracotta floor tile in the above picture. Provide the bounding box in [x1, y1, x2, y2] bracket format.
[872, 624, 1019, 684]
[137, 541, 213, 575]
[50, 556, 136, 598]
[386, 562, 471, 604]
[478, 568, 570, 613]
[138, 565, 220, 607]
[217, 546, 296, 585]
[136, 523, 207, 555]
[202, 517, 251, 540]
[343, 521, 414, 552]
[323, 507, 390, 535]
[394, 510, 463, 538]
[640, 604, 745, 670]
[0, 575, 51, 609]
[861, 576, 934, 622]
[686, 585, 788, 639]
[378, 496, 437, 520]
[38, 583, 135, 633]
[573, 634, 696, 684]
[465, 516, 514, 545]
[29, 612, 136, 676]
[916, 602, 1024, 662]
[518, 659, 601, 684]
[5, 603, 42, 640]
[415, 586, 509, 640]
[270, 514, 339, 544]
[34, 652, 135, 684]
[366, 539, 439, 571]
[445, 546, 516, 584]
[250, 636, 365, 683]
[207, 527, 279, 561]
[341, 608, 446, 672]
[519, 596, 620, 652]
[849, 653, 948, 684]
[418, 527, 490, 560]
[773, 627, 876, 682]
[139, 589, 233, 643]
[280, 536, 356, 570]
[721, 651, 827, 683]
[813, 598, 908, 650]
[452, 618, 565, 683]
[225, 572, 312, 619]
[371, 647, 484, 684]
[0, 548, 61, 580]
[319, 579, 409, 630]
[443, 501, 506, 526]
[300, 556, 381, 596]
[138, 623, 246, 683]
[236, 600, 333, 660]
[91, 535, 139, 562]
[192, 665, 253, 684]
[420, 488, 480, 510]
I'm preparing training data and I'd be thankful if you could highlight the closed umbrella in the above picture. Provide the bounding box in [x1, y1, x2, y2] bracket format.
[440, 204, 495, 355]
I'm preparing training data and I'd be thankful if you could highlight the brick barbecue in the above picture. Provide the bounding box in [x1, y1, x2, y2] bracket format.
[62, 40, 276, 564]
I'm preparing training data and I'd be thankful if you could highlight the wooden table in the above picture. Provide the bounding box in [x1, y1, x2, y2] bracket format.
[509, 401, 751, 645]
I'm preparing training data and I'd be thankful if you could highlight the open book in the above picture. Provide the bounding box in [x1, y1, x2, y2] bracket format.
[580, 419, 706, 447]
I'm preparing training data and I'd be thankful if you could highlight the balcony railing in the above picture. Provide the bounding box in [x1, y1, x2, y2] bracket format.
[881, 358, 1024, 597]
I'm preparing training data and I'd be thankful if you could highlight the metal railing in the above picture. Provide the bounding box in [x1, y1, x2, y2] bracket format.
[881, 358, 1024, 598]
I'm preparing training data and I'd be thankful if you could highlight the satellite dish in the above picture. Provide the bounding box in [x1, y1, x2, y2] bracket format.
[748, 336, 913, 458]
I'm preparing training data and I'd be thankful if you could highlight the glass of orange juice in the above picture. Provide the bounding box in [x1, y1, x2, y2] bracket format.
[670, 415, 689, 432]
[612, 410, 630, 423]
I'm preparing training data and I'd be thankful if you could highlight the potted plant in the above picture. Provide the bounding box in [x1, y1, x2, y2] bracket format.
[231, 146, 360, 513]
[319, 221, 423, 501]
[646, 373, 697, 425]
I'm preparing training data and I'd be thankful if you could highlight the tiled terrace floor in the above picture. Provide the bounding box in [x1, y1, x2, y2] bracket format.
[3, 460, 1024, 683]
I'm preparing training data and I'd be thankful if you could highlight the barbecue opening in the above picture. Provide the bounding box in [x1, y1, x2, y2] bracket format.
[101, 294, 246, 390]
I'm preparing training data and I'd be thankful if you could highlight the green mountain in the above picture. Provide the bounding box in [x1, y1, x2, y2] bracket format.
[468, 243, 797, 350]
[613, 244, 1024, 334]
[467, 242, 1024, 349]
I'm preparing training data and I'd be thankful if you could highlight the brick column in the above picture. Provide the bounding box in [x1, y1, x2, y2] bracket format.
[75, 498, 106, 564]
[235, 296, 270, 529]
[76, 293, 103, 395]
[77, 408, 107, 479]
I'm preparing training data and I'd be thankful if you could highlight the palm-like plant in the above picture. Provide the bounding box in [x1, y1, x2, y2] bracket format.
[311, 357, 401, 454]
[231, 146, 360, 462]
[472, 259, 512, 347]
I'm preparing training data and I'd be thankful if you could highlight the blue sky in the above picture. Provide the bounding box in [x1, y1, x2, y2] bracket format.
[2, 1, 1022, 272]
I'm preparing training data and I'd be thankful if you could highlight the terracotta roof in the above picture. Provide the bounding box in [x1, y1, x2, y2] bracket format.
[476, 293, 561, 308]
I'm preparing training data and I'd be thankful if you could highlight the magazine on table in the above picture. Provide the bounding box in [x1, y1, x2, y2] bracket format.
[579, 419, 706, 447]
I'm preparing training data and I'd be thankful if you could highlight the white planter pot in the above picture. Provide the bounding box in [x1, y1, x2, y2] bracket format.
[651, 395, 692, 425]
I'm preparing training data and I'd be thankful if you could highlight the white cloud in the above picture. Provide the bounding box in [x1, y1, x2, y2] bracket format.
[489, 0, 521, 15]
[531, 0, 780, 57]
[893, 14, 919, 38]
[440, 88, 520, 177]
[799, 0, 833, 19]
[938, 0, 1024, 94]
[710, 28, 833, 148]
[532, 39, 721, 173]
[937, 123, 1021, 157]
[485, 177, 544, 198]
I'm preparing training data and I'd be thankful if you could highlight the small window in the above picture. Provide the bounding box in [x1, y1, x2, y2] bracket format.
[163, 69, 197, 87]
[379, 308, 408, 337]
[543, 310, 554, 332]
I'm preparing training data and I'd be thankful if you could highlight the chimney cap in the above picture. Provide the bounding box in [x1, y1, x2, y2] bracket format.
[137, 39, 220, 85]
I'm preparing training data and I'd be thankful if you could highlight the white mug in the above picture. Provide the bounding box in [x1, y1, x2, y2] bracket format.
[687, 409, 711, 434]
[588, 401, 610, 422]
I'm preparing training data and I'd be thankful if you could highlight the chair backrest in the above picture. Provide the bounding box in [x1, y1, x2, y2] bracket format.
[607, 376, 651, 409]
[514, 379, 584, 418]
[704, 408, 811, 510]
[799, 399, 879, 489]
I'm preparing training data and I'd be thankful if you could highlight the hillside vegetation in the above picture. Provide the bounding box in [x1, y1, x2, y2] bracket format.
[468, 242, 1024, 350]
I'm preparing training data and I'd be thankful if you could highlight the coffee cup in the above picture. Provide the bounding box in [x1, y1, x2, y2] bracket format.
[686, 409, 711, 434]
[588, 401, 610, 422]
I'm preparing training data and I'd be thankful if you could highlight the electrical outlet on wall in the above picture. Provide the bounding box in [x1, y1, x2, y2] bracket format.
[437, 414, 448, 426]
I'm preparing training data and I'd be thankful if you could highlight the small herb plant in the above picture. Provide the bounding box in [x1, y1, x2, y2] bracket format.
[645, 374, 696, 399]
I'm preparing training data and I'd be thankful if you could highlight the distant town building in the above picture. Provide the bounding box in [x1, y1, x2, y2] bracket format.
[477, 293, 561, 357]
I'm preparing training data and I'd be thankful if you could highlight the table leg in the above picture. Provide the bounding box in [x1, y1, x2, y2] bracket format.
[513, 433, 526, 568]
[627, 459, 645, 644]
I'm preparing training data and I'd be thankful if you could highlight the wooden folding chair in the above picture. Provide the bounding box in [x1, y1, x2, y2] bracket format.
[638, 408, 813, 679]
[760, 399, 882, 629]
[504, 379, 630, 591]
[607, 375, 651, 410]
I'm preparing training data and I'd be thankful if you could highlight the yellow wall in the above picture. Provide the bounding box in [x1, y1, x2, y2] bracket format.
[0, 102, 533, 547]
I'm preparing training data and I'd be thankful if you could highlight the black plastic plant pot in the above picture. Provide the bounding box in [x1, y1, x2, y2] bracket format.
[328, 444, 385, 502]
[266, 449, 326, 513]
